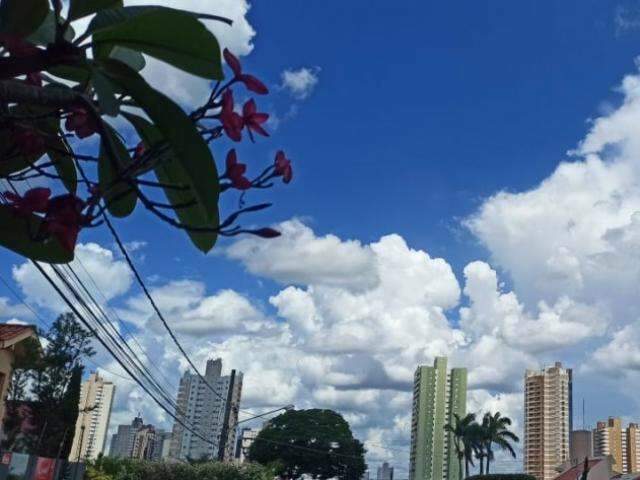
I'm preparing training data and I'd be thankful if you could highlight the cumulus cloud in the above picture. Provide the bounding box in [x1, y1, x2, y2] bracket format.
[12, 243, 132, 312]
[226, 219, 379, 290]
[280, 67, 320, 99]
[466, 63, 640, 325]
[460, 261, 606, 353]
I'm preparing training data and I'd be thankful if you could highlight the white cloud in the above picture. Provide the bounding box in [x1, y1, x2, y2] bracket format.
[280, 67, 320, 99]
[12, 243, 132, 312]
[460, 261, 606, 353]
[226, 219, 379, 290]
[466, 63, 640, 325]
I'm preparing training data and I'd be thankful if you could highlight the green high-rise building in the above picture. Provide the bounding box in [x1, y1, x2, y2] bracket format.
[409, 357, 467, 480]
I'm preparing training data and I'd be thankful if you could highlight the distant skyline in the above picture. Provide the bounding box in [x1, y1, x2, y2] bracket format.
[4, 0, 640, 475]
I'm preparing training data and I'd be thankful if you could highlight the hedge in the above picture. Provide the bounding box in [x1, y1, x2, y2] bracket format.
[85, 458, 276, 480]
[466, 475, 536, 480]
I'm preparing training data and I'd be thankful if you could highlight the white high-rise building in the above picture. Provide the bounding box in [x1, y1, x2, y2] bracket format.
[69, 373, 115, 461]
[524, 362, 572, 480]
[169, 358, 242, 462]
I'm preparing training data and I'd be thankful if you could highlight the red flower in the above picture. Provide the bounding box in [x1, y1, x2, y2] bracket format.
[133, 141, 146, 160]
[0, 34, 38, 57]
[242, 99, 269, 142]
[220, 90, 244, 142]
[223, 48, 242, 77]
[65, 107, 97, 139]
[43, 194, 86, 252]
[223, 48, 269, 95]
[4, 188, 51, 216]
[274, 150, 293, 184]
[224, 149, 251, 190]
[14, 127, 46, 157]
[25, 72, 43, 87]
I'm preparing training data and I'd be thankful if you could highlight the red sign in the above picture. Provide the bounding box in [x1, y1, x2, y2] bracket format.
[34, 457, 56, 480]
[1, 453, 10, 465]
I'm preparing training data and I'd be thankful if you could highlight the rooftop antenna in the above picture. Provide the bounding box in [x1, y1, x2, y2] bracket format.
[582, 398, 585, 430]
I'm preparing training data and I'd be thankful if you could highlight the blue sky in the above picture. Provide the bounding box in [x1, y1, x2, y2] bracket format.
[5, 0, 640, 474]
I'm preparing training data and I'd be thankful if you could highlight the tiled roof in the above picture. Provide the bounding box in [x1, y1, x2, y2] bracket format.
[554, 459, 603, 480]
[0, 324, 34, 341]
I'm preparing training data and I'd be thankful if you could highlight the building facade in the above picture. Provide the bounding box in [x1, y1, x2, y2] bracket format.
[151, 430, 172, 461]
[570, 430, 594, 465]
[409, 357, 467, 480]
[377, 462, 394, 480]
[523, 362, 572, 480]
[0, 325, 38, 424]
[131, 425, 156, 460]
[593, 418, 640, 474]
[235, 427, 260, 463]
[169, 358, 243, 462]
[109, 416, 144, 458]
[69, 373, 115, 461]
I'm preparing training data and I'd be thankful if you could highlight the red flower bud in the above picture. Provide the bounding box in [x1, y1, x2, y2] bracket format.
[274, 151, 293, 184]
[251, 228, 281, 238]
[65, 107, 97, 139]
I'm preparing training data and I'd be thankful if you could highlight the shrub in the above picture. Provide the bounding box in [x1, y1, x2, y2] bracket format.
[467, 475, 536, 480]
[85, 458, 275, 480]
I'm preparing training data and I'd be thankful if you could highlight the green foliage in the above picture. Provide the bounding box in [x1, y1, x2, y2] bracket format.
[0, 205, 74, 263]
[0, 0, 48, 37]
[0, 0, 227, 260]
[92, 7, 223, 79]
[99, 123, 137, 217]
[249, 409, 366, 480]
[85, 458, 275, 480]
[466, 475, 535, 480]
[444, 411, 520, 479]
[68, 0, 123, 22]
[13, 313, 96, 457]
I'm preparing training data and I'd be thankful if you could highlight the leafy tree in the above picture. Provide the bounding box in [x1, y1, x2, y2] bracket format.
[2, 313, 95, 457]
[249, 409, 366, 480]
[1, 334, 40, 451]
[480, 412, 519, 475]
[0, 0, 293, 264]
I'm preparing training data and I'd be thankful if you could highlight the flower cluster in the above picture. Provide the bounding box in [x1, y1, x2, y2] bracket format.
[4, 188, 88, 251]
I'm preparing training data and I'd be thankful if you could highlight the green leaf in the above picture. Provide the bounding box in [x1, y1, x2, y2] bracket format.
[0, 205, 74, 263]
[27, 10, 75, 45]
[68, 0, 122, 21]
[47, 64, 91, 84]
[0, 0, 48, 37]
[92, 7, 222, 79]
[98, 123, 137, 218]
[108, 45, 145, 71]
[91, 68, 119, 116]
[123, 113, 218, 252]
[47, 136, 77, 194]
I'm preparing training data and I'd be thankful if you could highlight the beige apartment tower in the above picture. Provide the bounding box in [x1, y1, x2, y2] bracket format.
[593, 418, 640, 474]
[69, 373, 115, 461]
[524, 362, 572, 480]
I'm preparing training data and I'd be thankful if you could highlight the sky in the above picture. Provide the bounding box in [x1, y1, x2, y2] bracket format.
[5, 0, 640, 476]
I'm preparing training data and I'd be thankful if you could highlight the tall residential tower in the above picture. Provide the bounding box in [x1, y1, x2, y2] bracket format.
[593, 418, 640, 474]
[69, 373, 115, 461]
[409, 357, 467, 480]
[524, 362, 572, 480]
[169, 358, 242, 462]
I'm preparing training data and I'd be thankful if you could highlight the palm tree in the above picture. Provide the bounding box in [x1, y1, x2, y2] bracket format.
[481, 412, 520, 474]
[444, 413, 478, 480]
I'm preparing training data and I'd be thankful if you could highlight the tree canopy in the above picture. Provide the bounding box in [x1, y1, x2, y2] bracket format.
[248, 409, 366, 480]
[2, 312, 95, 457]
